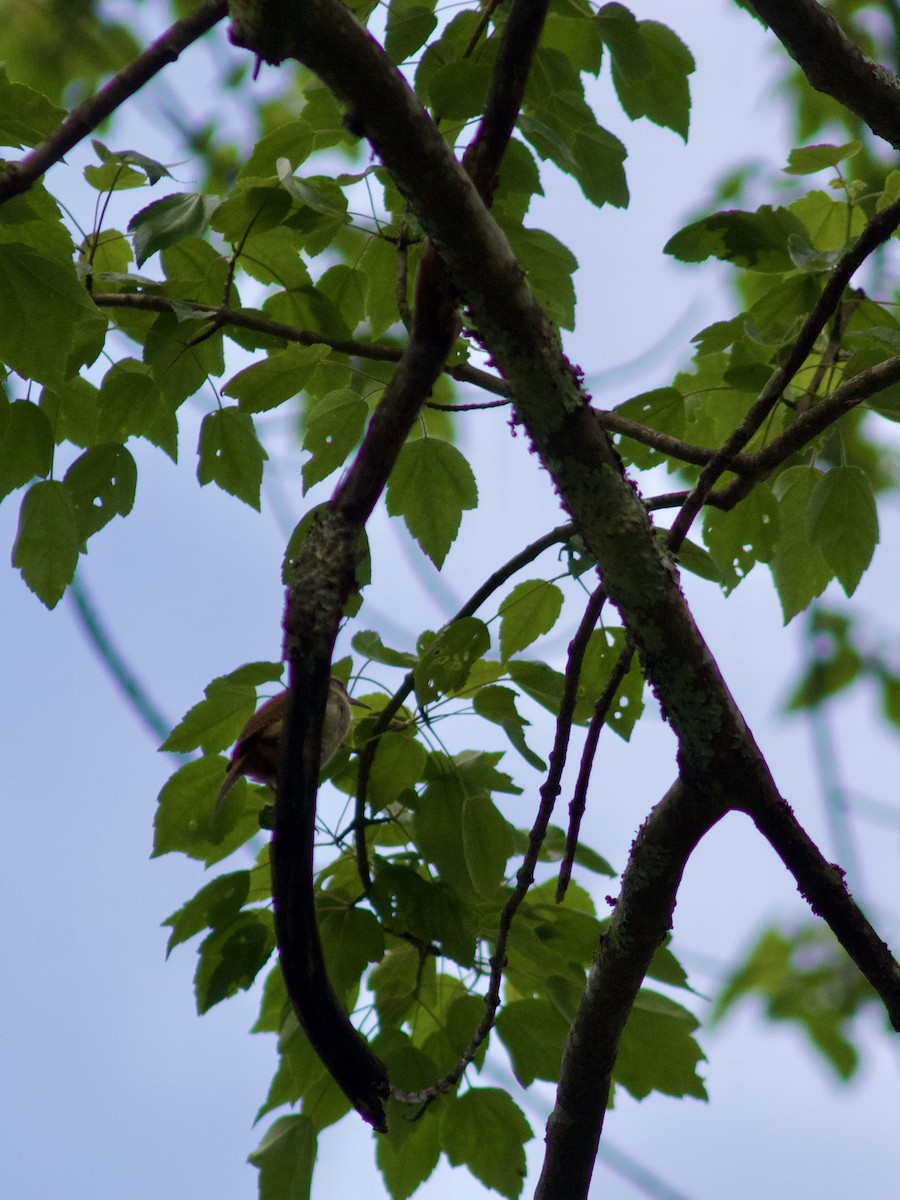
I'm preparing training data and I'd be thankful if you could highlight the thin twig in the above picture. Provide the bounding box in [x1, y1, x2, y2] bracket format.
[353, 522, 575, 890]
[0, 0, 228, 205]
[93, 291, 513, 396]
[392, 581, 608, 1106]
[557, 640, 634, 903]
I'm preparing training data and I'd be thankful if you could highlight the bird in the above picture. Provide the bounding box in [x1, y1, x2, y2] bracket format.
[214, 678, 362, 812]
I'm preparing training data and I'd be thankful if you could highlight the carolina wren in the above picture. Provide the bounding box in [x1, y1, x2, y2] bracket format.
[215, 678, 361, 811]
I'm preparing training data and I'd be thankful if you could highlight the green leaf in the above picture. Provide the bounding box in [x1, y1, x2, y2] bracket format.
[414, 617, 490, 703]
[144, 311, 224, 406]
[223, 344, 329, 413]
[152, 756, 262, 865]
[317, 264, 368, 332]
[11, 480, 79, 608]
[362, 233, 408, 337]
[257, 1017, 351, 1130]
[496, 998, 569, 1086]
[210, 180, 292, 243]
[786, 644, 861, 710]
[647, 940, 692, 991]
[412, 777, 477, 901]
[703, 484, 780, 592]
[371, 865, 476, 966]
[807, 466, 878, 596]
[196, 908, 275, 1011]
[96, 359, 178, 460]
[63, 444, 137, 542]
[521, 56, 628, 210]
[276, 162, 350, 222]
[371, 945, 431, 1028]
[128, 192, 218, 267]
[367, 733, 428, 810]
[197, 407, 268, 509]
[352, 629, 417, 668]
[540, 12, 603, 75]
[516, 824, 615, 876]
[163, 871, 251, 955]
[579, 627, 645, 739]
[0, 241, 104, 383]
[250, 1115, 317, 1200]
[39, 377, 100, 450]
[769, 467, 833, 623]
[385, 0, 437, 64]
[664, 206, 808, 271]
[506, 658, 566, 716]
[302, 388, 368, 491]
[440, 1089, 532, 1199]
[462, 794, 515, 898]
[387, 437, 477, 567]
[613, 387, 689, 469]
[162, 666, 283, 754]
[784, 141, 861, 175]
[239, 119, 314, 179]
[428, 58, 492, 120]
[503, 224, 578, 330]
[712, 925, 866, 1080]
[91, 139, 173, 185]
[596, 7, 695, 139]
[83, 161, 147, 192]
[377, 1104, 440, 1200]
[473, 685, 546, 771]
[0, 183, 75, 264]
[318, 905, 384, 1003]
[0, 65, 65, 147]
[0, 399, 53, 499]
[614, 989, 708, 1101]
[669, 532, 721, 584]
[499, 579, 564, 659]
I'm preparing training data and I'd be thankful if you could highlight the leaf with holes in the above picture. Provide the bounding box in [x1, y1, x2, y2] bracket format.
[64, 444, 137, 542]
[197, 407, 268, 509]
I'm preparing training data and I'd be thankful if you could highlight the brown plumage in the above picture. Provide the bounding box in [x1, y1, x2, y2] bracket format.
[214, 678, 359, 811]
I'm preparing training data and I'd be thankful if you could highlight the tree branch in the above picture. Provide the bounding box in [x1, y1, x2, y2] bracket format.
[667, 190, 900, 552]
[353, 522, 575, 891]
[93, 291, 514, 396]
[557, 640, 635, 902]
[239, 0, 553, 1129]
[0, 0, 228, 205]
[227, 0, 900, 1171]
[749, 0, 900, 148]
[537, 780, 723, 1200]
[393, 583, 608, 1107]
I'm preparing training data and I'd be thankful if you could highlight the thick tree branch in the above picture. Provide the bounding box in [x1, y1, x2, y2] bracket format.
[748, 0, 900, 148]
[227, 0, 900, 1172]
[236, 0, 552, 1129]
[537, 780, 723, 1200]
[539, 760, 900, 1199]
[0, 0, 228, 205]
